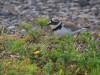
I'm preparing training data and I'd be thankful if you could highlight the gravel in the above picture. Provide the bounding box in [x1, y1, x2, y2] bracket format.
[0, 0, 100, 34]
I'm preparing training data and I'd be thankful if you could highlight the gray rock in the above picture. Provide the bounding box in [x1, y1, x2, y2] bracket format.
[20, 29, 26, 35]
[0, 0, 99, 32]
[0, 12, 13, 16]
[94, 8, 100, 16]
[78, 14, 89, 18]
[73, 0, 79, 2]
[82, 9, 90, 12]
[40, 6, 48, 10]
[45, 9, 52, 12]
[79, 0, 89, 7]
[47, 0, 55, 3]
[7, 26, 16, 31]
[1, 20, 10, 27]
[89, 0, 100, 5]
[6, 25, 16, 34]
[70, 7, 80, 11]
[91, 7, 97, 11]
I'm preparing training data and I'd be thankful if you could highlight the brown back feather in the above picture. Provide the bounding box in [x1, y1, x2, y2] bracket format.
[62, 21, 82, 31]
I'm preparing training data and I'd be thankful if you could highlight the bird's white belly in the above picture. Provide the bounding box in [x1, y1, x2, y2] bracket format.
[54, 27, 86, 37]
[54, 27, 73, 36]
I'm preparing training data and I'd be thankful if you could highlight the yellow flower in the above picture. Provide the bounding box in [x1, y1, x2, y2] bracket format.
[33, 51, 40, 55]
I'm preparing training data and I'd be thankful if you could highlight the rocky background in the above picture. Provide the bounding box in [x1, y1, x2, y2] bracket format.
[0, 0, 100, 33]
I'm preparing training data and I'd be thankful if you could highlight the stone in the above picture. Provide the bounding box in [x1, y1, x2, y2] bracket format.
[72, 3, 79, 6]
[58, 11, 66, 14]
[47, 0, 55, 3]
[0, 12, 13, 17]
[59, 8, 68, 12]
[78, 14, 89, 18]
[6, 25, 16, 34]
[70, 7, 80, 11]
[37, 2, 43, 6]
[47, 4, 55, 8]
[89, 0, 100, 5]
[41, 0, 47, 3]
[82, 9, 90, 12]
[94, 8, 100, 16]
[91, 7, 97, 11]
[72, 15, 78, 19]
[45, 9, 52, 12]
[89, 18, 99, 24]
[1, 20, 10, 27]
[0, 0, 99, 33]
[20, 29, 26, 35]
[57, 0, 68, 3]
[7, 26, 16, 31]
[31, 0, 37, 5]
[79, 0, 89, 7]
[41, 6, 48, 10]
[73, 0, 79, 2]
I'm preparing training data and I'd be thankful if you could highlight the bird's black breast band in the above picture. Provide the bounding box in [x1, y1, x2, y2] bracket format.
[52, 23, 62, 32]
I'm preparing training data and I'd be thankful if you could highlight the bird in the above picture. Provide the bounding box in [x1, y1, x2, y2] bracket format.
[47, 18, 87, 37]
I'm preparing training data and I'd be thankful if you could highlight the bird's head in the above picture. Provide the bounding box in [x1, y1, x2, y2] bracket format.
[47, 18, 60, 25]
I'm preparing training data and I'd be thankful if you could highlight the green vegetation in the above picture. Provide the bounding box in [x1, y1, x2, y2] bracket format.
[35, 17, 49, 29]
[0, 17, 100, 75]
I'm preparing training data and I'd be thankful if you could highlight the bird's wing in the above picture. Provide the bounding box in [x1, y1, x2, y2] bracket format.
[62, 22, 82, 31]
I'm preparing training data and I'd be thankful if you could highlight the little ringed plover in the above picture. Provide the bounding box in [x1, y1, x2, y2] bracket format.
[48, 18, 87, 37]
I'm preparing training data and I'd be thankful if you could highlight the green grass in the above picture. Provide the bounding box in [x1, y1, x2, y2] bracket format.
[35, 17, 49, 29]
[5, 39, 26, 56]
[0, 17, 100, 75]
[0, 58, 39, 75]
